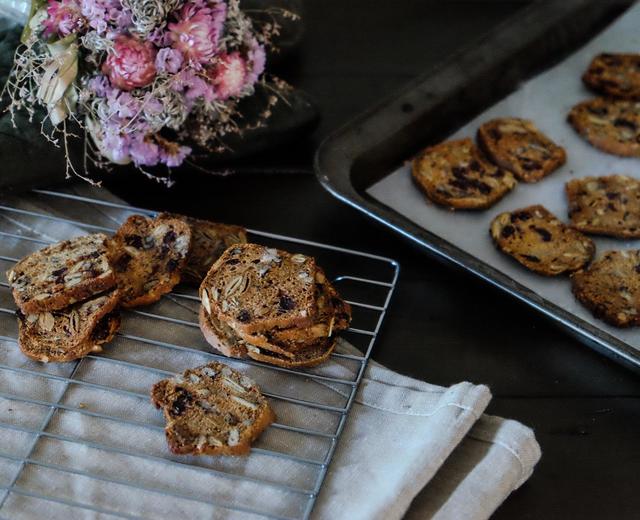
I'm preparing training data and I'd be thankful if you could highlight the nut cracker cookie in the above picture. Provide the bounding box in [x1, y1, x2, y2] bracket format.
[477, 118, 566, 182]
[571, 250, 640, 328]
[199, 244, 352, 368]
[151, 362, 275, 456]
[568, 98, 640, 157]
[490, 205, 595, 276]
[158, 213, 247, 285]
[566, 175, 640, 239]
[17, 289, 121, 362]
[200, 243, 319, 335]
[6, 233, 116, 314]
[411, 138, 517, 210]
[583, 53, 640, 100]
[107, 215, 191, 307]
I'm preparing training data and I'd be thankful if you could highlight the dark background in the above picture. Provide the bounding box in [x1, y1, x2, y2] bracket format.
[98, 1, 639, 518]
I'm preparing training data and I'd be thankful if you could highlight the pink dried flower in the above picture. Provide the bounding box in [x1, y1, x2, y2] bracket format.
[208, 52, 247, 99]
[43, 0, 86, 38]
[168, 0, 226, 67]
[102, 35, 157, 91]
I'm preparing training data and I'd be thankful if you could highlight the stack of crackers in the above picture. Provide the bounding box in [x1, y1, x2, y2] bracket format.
[199, 243, 352, 368]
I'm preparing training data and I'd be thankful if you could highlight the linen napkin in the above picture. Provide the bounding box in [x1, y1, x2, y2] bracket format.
[0, 185, 541, 519]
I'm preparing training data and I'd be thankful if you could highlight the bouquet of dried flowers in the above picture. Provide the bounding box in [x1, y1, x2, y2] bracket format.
[2, 0, 297, 183]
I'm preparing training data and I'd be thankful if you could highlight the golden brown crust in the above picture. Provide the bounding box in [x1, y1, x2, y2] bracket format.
[18, 291, 121, 363]
[107, 215, 191, 308]
[568, 98, 640, 157]
[151, 362, 275, 456]
[200, 243, 319, 335]
[7, 233, 116, 314]
[199, 308, 338, 368]
[571, 250, 640, 328]
[566, 175, 640, 238]
[158, 213, 247, 286]
[411, 138, 516, 210]
[583, 53, 640, 100]
[476, 118, 566, 182]
[490, 205, 594, 276]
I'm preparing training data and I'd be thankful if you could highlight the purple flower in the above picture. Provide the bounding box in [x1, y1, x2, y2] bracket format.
[81, 0, 130, 35]
[160, 142, 191, 167]
[87, 74, 112, 97]
[155, 48, 183, 74]
[246, 37, 266, 87]
[106, 90, 141, 118]
[172, 68, 215, 102]
[129, 135, 160, 166]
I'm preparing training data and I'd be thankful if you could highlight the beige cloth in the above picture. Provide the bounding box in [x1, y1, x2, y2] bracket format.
[0, 186, 540, 519]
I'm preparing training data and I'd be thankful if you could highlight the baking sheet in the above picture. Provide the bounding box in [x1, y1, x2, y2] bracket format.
[367, 3, 640, 353]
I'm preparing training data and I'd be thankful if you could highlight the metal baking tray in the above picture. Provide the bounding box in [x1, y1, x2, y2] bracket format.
[315, 0, 640, 371]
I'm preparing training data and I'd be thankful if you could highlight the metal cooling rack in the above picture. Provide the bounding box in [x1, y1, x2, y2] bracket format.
[0, 188, 399, 520]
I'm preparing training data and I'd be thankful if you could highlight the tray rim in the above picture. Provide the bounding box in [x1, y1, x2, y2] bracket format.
[314, 0, 640, 371]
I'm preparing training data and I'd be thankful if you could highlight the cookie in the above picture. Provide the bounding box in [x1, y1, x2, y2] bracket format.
[6, 233, 116, 314]
[107, 215, 191, 308]
[17, 290, 121, 362]
[568, 97, 640, 157]
[411, 138, 517, 210]
[490, 205, 595, 276]
[571, 250, 640, 327]
[151, 362, 275, 456]
[199, 308, 338, 368]
[238, 272, 351, 353]
[200, 244, 319, 335]
[158, 213, 247, 286]
[477, 118, 566, 182]
[583, 53, 640, 100]
[566, 175, 640, 239]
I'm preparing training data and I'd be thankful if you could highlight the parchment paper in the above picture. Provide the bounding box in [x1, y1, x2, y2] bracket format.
[368, 3, 640, 354]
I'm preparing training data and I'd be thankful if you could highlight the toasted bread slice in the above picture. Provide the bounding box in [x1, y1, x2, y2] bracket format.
[566, 175, 640, 238]
[477, 118, 566, 182]
[583, 53, 640, 100]
[571, 250, 640, 328]
[158, 213, 246, 286]
[17, 290, 121, 362]
[490, 205, 595, 275]
[151, 362, 275, 456]
[411, 138, 517, 210]
[200, 243, 318, 335]
[6, 233, 116, 314]
[107, 215, 191, 308]
[568, 98, 640, 157]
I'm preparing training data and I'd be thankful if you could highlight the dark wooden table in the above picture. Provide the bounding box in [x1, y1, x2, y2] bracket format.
[103, 1, 640, 518]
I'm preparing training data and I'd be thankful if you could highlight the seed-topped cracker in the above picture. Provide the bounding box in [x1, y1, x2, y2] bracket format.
[568, 97, 640, 157]
[158, 213, 247, 286]
[107, 215, 191, 308]
[583, 53, 640, 100]
[571, 250, 640, 328]
[6, 233, 116, 314]
[566, 175, 640, 239]
[200, 243, 319, 335]
[151, 362, 275, 456]
[411, 138, 517, 210]
[490, 205, 595, 276]
[477, 118, 566, 182]
[17, 289, 121, 362]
